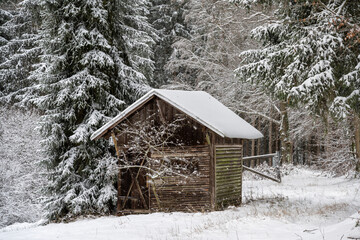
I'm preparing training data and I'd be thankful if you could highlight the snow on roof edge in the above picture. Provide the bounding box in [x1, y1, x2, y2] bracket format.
[91, 89, 263, 140]
[153, 91, 226, 138]
[90, 89, 226, 140]
[154, 89, 263, 139]
[90, 90, 156, 140]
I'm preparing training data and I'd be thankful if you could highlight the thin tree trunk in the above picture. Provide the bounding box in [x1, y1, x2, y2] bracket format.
[279, 101, 292, 164]
[275, 124, 279, 152]
[354, 114, 360, 176]
[257, 119, 261, 165]
[269, 120, 273, 166]
[306, 138, 310, 166]
[251, 118, 255, 167]
[316, 137, 320, 158]
[269, 121, 273, 153]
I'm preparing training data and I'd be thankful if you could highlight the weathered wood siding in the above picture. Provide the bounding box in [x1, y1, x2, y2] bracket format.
[149, 145, 211, 211]
[110, 97, 246, 212]
[214, 135, 242, 145]
[215, 145, 243, 209]
[114, 96, 207, 147]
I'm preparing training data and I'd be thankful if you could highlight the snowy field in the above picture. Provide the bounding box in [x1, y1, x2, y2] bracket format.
[1, 167, 360, 240]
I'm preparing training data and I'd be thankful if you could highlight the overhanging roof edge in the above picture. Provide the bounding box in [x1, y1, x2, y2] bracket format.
[153, 91, 226, 138]
[90, 90, 157, 140]
[91, 89, 263, 141]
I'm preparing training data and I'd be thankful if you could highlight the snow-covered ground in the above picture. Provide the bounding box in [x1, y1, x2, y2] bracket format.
[1, 167, 360, 240]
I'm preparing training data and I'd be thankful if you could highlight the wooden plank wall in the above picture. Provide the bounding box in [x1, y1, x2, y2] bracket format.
[215, 145, 243, 209]
[214, 135, 242, 145]
[115, 96, 207, 147]
[111, 97, 245, 212]
[149, 145, 211, 212]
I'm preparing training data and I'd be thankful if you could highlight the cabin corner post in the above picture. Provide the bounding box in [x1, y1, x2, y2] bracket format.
[111, 131, 122, 214]
[212, 133, 216, 210]
[206, 131, 216, 210]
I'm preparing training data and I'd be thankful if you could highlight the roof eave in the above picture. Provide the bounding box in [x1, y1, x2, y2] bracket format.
[91, 89, 264, 141]
[153, 91, 226, 138]
[90, 90, 157, 140]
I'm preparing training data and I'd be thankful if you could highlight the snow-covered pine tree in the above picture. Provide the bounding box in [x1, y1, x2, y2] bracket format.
[0, 0, 41, 104]
[149, 0, 190, 87]
[234, 0, 360, 167]
[0, 1, 15, 92]
[29, 0, 155, 221]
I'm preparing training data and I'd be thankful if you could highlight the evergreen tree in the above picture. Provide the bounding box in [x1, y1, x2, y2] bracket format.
[29, 0, 155, 220]
[235, 0, 360, 118]
[234, 0, 360, 166]
[0, 0, 41, 104]
[0, 2, 15, 95]
[149, 0, 190, 87]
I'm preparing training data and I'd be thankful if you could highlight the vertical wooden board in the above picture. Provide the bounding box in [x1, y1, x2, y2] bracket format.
[211, 132, 216, 210]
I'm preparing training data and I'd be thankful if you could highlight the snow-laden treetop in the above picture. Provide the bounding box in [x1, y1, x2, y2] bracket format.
[91, 89, 263, 140]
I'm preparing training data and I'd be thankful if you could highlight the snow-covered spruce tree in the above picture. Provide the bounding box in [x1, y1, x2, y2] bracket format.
[165, 0, 284, 161]
[29, 0, 155, 221]
[0, 1, 15, 75]
[0, 0, 41, 104]
[148, 0, 190, 87]
[234, 0, 360, 166]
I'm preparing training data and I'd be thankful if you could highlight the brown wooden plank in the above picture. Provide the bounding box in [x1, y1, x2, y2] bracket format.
[216, 185, 242, 192]
[216, 192, 241, 200]
[242, 165, 281, 183]
[215, 178, 242, 185]
[216, 167, 242, 173]
[151, 152, 210, 158]
[216, 155, 241, 159]
[215, 144, 243, 148]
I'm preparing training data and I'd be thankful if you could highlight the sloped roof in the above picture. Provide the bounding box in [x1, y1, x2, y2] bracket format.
[90, 89, 263, 140]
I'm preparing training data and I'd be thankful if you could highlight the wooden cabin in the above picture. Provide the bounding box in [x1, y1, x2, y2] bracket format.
[91, 89, 263, 214]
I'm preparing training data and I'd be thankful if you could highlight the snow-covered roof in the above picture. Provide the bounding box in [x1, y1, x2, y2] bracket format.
[91, 89, 263, 140]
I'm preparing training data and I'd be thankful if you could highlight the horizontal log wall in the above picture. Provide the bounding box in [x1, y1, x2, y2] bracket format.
[150, 145, 211, 212]
[215, 145, 243, 209]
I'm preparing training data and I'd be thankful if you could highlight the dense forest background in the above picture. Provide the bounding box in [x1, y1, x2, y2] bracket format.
[0, 0, 359, 228]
